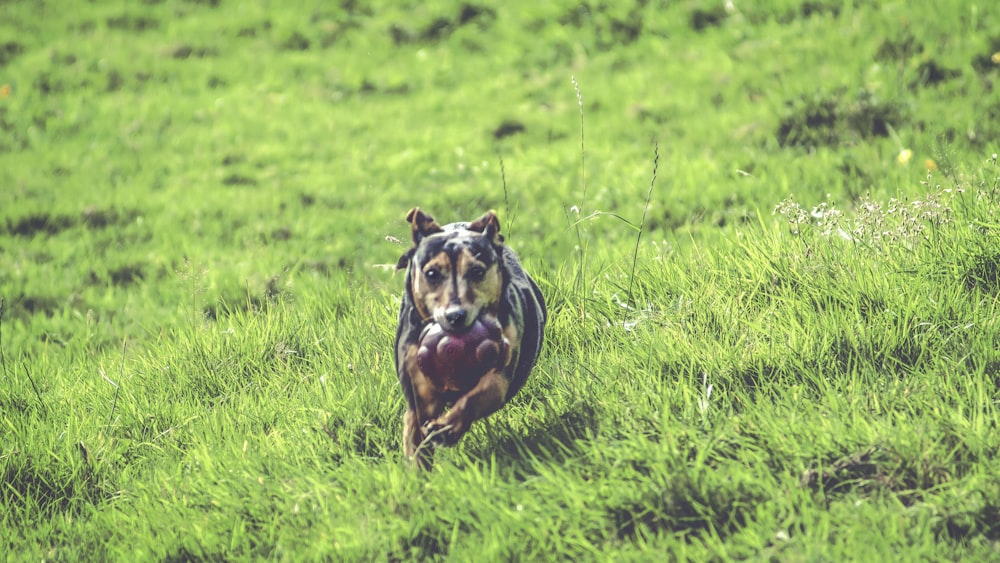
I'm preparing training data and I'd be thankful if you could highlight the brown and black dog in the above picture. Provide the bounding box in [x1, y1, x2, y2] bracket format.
[395, 208, 546, 468]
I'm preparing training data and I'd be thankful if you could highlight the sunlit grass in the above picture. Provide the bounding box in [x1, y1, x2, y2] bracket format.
[3, 0, 1000, 560]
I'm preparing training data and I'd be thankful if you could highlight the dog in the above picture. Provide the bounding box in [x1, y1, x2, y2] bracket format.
[395, 208, 546, 468]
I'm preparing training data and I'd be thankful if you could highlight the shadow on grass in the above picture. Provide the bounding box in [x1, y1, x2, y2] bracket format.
[608, 469, 766, 542]
[963, 251, 1000, 293]
[2, 447, 117, 528]
[463, 401, 599, 476]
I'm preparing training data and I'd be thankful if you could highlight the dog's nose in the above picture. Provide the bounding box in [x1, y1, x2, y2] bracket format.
[444, 308, 468, 328]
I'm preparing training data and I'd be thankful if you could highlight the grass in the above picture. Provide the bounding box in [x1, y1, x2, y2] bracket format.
[3, 0, 1000, 559]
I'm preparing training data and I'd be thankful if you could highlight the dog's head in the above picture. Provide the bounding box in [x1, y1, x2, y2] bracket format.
[397, 208, 505, 332]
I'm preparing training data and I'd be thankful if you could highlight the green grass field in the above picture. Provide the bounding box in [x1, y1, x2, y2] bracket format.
[3, 0, 1000, 560]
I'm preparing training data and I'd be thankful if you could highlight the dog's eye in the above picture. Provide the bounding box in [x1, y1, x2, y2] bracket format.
[467, 266, 487, 282]
[424, 267, 443, 284]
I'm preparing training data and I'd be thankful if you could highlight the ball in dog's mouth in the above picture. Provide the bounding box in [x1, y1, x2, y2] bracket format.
[416, 314, 508, 390]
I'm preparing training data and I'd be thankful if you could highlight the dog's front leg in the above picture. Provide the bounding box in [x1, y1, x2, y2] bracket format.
[426, 369, 510, 445]
[403, 394, 445, 469]
[402, 408, 423, 460]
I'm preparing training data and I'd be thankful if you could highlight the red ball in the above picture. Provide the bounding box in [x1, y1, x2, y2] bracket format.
[417, 315, 508, 391]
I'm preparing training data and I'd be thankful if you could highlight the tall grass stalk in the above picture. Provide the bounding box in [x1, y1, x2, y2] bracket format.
[106, 338, 126, 430]
[498, 152, 515, 238]
[0, 297, 6, 380]
[627, 142, 659, 308]
[21, 359, 45, 414]
[570, 75, 589, 316]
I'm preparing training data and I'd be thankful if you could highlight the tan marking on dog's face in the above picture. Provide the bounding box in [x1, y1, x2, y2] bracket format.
[411, 242, 502, 331]
[410, 251, 451, 323]
[456, 246, 502, 318]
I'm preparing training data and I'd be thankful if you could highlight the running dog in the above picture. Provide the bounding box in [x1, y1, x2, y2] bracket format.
[395, 208, 546, 468]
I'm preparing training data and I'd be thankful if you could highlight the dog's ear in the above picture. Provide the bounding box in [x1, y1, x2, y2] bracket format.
[468, 210, 504, 245]
[397, 208, 442, 271]
[395, 248, 415, 271]
[405, 207, 443, 244]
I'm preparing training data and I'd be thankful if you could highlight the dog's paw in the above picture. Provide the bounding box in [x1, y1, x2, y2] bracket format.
[422, 419, 461, 446]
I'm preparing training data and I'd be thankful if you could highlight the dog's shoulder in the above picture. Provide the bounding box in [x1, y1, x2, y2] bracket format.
[502, 248, 546, 324]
